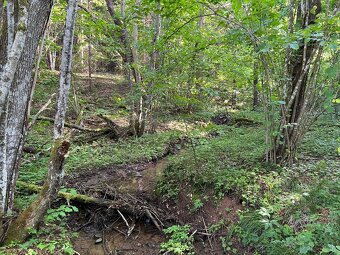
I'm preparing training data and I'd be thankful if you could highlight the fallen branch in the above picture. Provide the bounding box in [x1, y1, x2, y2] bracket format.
[36, 116, 107, 132]
[28, 93, 56, 130]
[16, 181, 166, 230]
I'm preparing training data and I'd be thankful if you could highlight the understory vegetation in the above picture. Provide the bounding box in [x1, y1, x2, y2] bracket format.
[0, 0, 339, 254]
[7, 76, 339, 254]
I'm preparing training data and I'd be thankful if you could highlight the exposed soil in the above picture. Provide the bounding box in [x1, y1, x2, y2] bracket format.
[66, 156, 244, 255]
[66, 160, 167, 201]
[71, 209, 165, 255]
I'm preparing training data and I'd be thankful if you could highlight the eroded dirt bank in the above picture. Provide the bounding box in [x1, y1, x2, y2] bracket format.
[66, 158, 244, 255]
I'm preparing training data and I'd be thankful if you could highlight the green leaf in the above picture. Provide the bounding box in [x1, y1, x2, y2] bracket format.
[232, 0, 242, 13]
[289, 42, 299, 50]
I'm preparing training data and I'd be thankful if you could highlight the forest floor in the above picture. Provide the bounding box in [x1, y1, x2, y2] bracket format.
[2, 71, 339, 255]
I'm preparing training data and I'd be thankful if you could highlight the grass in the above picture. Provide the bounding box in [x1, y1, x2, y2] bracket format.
[19, 125, 182, 185]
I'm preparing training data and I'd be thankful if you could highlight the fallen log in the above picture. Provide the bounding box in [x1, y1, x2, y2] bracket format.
[36, 115, 134, 142]
[16, 181, 165, 230]
[36, 116, 108, 132]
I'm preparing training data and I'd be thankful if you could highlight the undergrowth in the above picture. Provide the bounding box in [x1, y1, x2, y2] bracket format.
[19, 128, 182, 186]
[158, 115, 340, 255]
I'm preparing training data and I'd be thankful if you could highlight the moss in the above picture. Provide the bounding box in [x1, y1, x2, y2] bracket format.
[15, 22, 27, 32]
[5, 197, 42, 244]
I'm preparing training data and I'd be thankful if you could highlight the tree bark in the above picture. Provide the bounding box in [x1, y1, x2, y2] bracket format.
[5, 0, 78, 243]
[0, 0, 29, 217]
[5, 0, 53, 217]
[0, 0, 53, 242]
[0, 0, 4, 26]
[87, 0, 93, 91]
[274, 0, 322, 164]
[253, 58, 259, 110]
[6, 0, 15, 54]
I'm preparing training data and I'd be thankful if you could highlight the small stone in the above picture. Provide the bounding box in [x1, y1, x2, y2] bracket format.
[95, 238, 103, 244]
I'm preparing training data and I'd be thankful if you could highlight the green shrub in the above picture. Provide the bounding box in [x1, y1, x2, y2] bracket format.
[160, 225, 195, 255]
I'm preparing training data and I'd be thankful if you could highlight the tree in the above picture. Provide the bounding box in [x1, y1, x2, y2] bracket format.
[273, 0, 323, 164]
[0, 0, 53, 240]
[5, 0, 78, 243]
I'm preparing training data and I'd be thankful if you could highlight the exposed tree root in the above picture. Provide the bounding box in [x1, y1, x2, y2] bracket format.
[16, 181, 167, 231]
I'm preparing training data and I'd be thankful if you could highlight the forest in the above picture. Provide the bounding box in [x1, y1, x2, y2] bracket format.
[0, 0, 339, 254]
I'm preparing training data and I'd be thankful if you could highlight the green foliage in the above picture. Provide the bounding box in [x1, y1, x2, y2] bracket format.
[232, 158, 340, 255]
[2, 204, 78, 255]
[157, 125, 266, 201]
[19, 128, 181, 185]
[300, 120, 340, 157]
[45, 204, 79, 223]
[160, 225, 195, 255]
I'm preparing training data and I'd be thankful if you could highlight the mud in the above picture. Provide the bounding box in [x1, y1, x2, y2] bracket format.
[67, 159, 244, 255]
[72, 215, 164, 255]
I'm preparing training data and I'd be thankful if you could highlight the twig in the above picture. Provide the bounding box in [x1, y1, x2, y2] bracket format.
[75, 214, 94, 232]
[202, 216, 213, 250]
[145, 209, 162, 232]
[28, 93, 56, 130]
[117, 209, 130, 228]
[117, 209, 135, 236]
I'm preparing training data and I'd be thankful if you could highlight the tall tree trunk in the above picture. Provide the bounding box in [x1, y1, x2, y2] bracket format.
[5, 0, 53, 217]
[129, 0, 145, 137]
[0, 0, 29, 218]
[146, 0, 161, 131]
[105, 0, 148, 137]
[0, 0, 4, 26]
[253, 58, 259, 110]
[0, 0, 53, 242]
[274, 0, 322, 164]
[105, 0, 134, 88]
[5, 0, 78, 243]
[87, 0, 93, 91]
[6, 0, 15, 55]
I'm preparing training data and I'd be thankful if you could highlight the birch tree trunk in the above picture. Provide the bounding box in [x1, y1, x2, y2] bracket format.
[0, 0, 29, 218]
[6, 0, 15, 55]
[5, 0, 78, 243]
[0, 0, 53, 242]
[0, 0, 4, 25]
[5, 0, 53, 216]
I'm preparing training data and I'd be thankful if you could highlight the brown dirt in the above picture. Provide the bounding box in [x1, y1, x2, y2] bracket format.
[71, 210, 165, 255]
[66, 159, 245, 255]
[65, 160, 166, 201]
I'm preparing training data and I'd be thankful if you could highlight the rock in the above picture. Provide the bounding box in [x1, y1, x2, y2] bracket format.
[95, 238, 103, 244]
